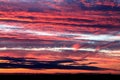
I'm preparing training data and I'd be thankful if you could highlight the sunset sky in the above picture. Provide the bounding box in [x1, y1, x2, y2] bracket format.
[0, 0, 120, 74]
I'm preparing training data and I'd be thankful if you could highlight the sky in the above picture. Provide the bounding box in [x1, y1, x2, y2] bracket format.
[0, 0, 120, 74]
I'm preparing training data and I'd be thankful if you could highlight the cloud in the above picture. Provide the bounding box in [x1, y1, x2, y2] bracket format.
[0, 56, 113, 71]
[0, 0, 120, 12]
[0, 0, 120, 74]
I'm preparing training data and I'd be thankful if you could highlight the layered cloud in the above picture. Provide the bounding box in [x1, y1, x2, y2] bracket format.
[0, 0, 120, 12]
[0, 0, 119, 57]
[0, 0, 120, 74]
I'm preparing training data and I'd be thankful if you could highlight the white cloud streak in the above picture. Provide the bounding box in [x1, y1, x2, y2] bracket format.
[0, 24, 120, 42]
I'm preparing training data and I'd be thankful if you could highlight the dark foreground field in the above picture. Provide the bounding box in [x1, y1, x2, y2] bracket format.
[0, 73, 120, 80]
